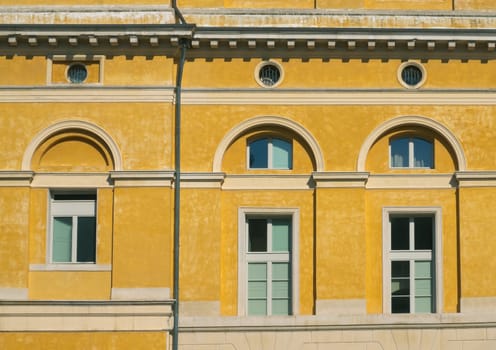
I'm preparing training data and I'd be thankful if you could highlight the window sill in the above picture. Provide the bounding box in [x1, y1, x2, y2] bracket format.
[30, 264, 111, 271]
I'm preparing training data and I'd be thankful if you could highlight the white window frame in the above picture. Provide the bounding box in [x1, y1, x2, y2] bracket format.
[389, 136, 433, 169]
[238, 207, 299, 316]
[246, 137, 293, 170]
[48, 192, 97, 264]
[382, 207, 443, 314]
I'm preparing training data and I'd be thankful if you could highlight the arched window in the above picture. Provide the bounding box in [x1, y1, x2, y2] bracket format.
[390, 137, 433, 169]
[248, 137, 292, 169]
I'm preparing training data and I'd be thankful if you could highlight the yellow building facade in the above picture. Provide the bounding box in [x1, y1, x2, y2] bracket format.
[1, 1, 496, 349]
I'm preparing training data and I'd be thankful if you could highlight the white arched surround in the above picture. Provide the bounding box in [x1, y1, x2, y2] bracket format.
[22, 120, 123, 171]
[357, 116, 466, 172]
[213, 116, 324, 172]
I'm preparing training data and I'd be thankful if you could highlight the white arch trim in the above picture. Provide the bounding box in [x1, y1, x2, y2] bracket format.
[357, 116, 466, 172]
[22, 120, 123, 171]
[213, 116, 324, 172]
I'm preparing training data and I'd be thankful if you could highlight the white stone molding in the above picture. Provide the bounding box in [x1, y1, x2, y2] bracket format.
[180, 301, 220, 317]
[312, 171, 369, 188]
[0, 288, 28, 301]
[213, 116, 324, 172]
[461, 297, 496, 314]
[180, 172, 225, 188]
[0, 171, 33, 186]
[111, 288, 170, 301]
[316, 299, 366, 315]
[30, 264, 111, 271]
[222, 174, 312, 190]
[0, 300, 173, 332]
[367, 173, 455, 189]
[357, 116, 466, 172]
[110, 170, 175, 187]
[22, 120, 123, 171]
[0, 87, 175, 103]
[30, 172, 111, 188]
[455, 171, 496, 187]
[47, 55, 104, 86]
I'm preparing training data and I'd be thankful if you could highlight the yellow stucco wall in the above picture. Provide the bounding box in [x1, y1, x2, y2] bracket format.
[0, 188, 30, 289]
[458, 188, 496, 298]
[0, 332, 166, 350]
[112, 187, 173, 288]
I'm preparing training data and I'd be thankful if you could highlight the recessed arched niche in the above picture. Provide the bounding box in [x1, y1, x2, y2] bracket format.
[31, 129, 114, 172]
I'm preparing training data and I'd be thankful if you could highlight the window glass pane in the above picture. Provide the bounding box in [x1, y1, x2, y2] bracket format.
[415, 261, 432, 278]
[272, 281, 289, 298]
[392, 297, 410, 313]
[272, 299, 290, 315]
[77, 217, 96, 262]
[414, 217, 433, 250]
[248, 299, 267, 315]
[272, 139, 292, 169]
[392, 260, 410, 278]
[248, 219, 267, 252]
[248, 281, 267, 299]
[248, 263, 267, 280]
[413, 138, 433, 168]
[415, 279, 432, 297]
[52, 217, 72, 262]
[272, 218, 290, 252]
[249, 139, 268, 168]
[390, 138, 409, 167]
[272, 263, 290, 280]
[415, 296, 432, 313]
[391, 217, 410, 250]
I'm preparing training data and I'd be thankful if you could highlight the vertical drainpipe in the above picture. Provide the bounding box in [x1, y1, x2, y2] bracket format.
[171, 1, 188, 350]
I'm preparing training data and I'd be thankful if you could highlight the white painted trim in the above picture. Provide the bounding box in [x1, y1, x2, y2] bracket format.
[312, 171, 369, 188]
[456, 171, 496, 187]
[382, 207, 443, 314]
[366, 174, 455, 189]
[316, 299, 366, 315]
[222, 174, 311, 190]
[181, 89, 496, 106]
[180, 301, 220, 316]
[238, 207, 300, 316]
[30, 173, 111, 188]
[254, 60, 284, 88]
[461, 297, 496, 314]
[0, 288, 28, 300]
[0, 87, 175, 103]
[47, 55, 105, 86]
[110, 170, 175, 187]
[357, 116, 466, 172]
[180, 172, 225, 188]
[111, 288, 170, 300]
[213, 116, 324, 172]
[22, 120, 122, 171]
[397, 61, 427, 90]
[0, 301, 173, 332]
[30, 264, 111, 271]
[0, 171, 33, 186]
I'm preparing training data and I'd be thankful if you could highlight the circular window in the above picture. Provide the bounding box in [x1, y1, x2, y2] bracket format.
[255, 61, 283, 88]
[398, 62, 426, 89]
[67, 63, 88, 84]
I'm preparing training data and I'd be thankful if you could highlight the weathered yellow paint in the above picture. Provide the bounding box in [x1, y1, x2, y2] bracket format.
[0, 57, 46, 86]
[0, 188, 30, 288]
[316, 188, 366, 300]
[180, 189, 222, 301]
[97, 188, 114, 265]
[104, 56, 174, 86]
[0, 332, 166, 349]
[220, 190, 315, 315]
[28, 189, 48, 265]
[0, 103, 172, 171]
[458, 188, 496, 298]
[225, 0, 314, 8]
[29, 271, 111, 299]
[365, 190, 458, 313]
[112, 187, 172, 288]
[364, 0, 452, 10]
[456, 0, 496, 9]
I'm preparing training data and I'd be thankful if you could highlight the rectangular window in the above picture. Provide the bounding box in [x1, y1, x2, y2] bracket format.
[390, 137, 433, 169]
[50, 193, 96, 263]
[248, 138, 292, 170]
[383, 208, 442, 314]
[238, 209, 299, 316]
